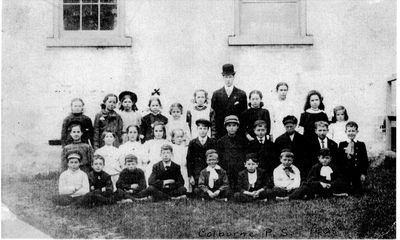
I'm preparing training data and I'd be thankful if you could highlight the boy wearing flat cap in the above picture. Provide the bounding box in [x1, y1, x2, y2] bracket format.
[217, 115, 247, 192]
[211, 64, 247, 140]
[196, 149, 230, 201]
[187, 119, 217, 191]
[53, 151, 90, 206]
[247, 120, 277, 176]
[274, 115, 307, 179]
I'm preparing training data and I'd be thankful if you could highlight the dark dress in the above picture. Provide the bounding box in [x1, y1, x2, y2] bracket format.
[240, 107, 271, 138]
[140, 113, 168, 142]
[61, 113, 94, 147]
[299, 111, 329, 141]
[211, 86, 247, 139]
[93, 110, 123, 150]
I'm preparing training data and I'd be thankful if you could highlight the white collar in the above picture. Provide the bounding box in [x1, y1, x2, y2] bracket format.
[163, 161, 172, 168]
[347, 138, 358, 143]
[206, 165, 221, 171]
[224, 85, 234, 92]
[306, 108, 323, 114]
[319, 137, 328, 143]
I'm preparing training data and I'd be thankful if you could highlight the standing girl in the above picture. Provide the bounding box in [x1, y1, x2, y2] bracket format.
[93, 93, 123, 150]
[118, 91, 142, 143]
[187, 89, 215, 139]
[299, 90, 329, 140]
[118, 125, 146, 170]
[143, 121, 170, 183]
[140, 96, 168, 142]
[94, 130, 122, 191]
[166, 103, 191, 144]
[240, 90, 271, 141]
[171, 128, 190, 193]
[328, 105, 349, 143]
[270, 82, 296, 140]
[61, 98, 94, 147]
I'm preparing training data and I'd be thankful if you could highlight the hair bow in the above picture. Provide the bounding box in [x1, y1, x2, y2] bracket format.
[151, 89, 161, 96]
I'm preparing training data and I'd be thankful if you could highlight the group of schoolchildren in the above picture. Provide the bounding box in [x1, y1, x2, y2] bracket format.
[54, 63, 369, 207]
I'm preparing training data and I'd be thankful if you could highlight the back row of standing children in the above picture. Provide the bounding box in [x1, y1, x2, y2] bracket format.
[59, 63, 369, 204]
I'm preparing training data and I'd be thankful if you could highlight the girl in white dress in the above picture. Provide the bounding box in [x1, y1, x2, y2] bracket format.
[171, 128, 190, 193]
[328, 105, 349, 143]
[186, 89, 214, 139]
[118, 125, 145, 170]
[166, 103, 191, 145]
[94, 130, 121, 191]
[143, 121, 170, 184]
[270, 82, 296, 141]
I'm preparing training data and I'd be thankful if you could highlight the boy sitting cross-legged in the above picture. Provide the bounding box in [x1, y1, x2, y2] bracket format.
[285, 148, 348, 200]
[78, 154, 115, 207]
[195, 149, 230, 201]
[141, 144, 187, 201]
[234, 153, 270, 202]
[114, 154, 147, 203]
[53, 151, 89, 207]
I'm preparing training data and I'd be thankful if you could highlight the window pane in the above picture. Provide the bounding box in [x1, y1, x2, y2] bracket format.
[63, 5, 80, 30]
[101, 0, 117, 3]
[100, 5, 117, 30]
[82, 0, 99, 3]
[64, 0, 79, 3]
[82, 5, 99, 30]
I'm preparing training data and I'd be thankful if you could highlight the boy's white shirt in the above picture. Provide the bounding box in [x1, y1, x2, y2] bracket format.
[320, 166, 333, 181]
[206, 165, 221, 188]
[273, 164, 301, 190]
[58, 169, 89, 197]
[248, 171, 257, 187]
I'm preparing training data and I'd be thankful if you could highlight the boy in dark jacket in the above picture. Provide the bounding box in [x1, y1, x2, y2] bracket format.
[337, 121, 369, 194]
[234, 153, 270, 202]
[115, 154, 147, 202]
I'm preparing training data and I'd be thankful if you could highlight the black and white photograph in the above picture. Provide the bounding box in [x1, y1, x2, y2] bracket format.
[1, 0, 396, 238]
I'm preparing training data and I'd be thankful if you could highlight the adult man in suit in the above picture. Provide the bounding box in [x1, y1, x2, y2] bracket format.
[143, 144, 187, 201]
[211, 64, 247, 140]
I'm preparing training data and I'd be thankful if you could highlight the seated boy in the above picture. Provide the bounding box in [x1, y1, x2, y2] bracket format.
[79, 154, 115, 207]
[217, 115, 247, 192]
[287, 148, 348, 200]
[115, 154, 147, 202]
[53, 151, 89, 206]
[61, 122, 93, 173]
[269, 150, 301, 200]
[247, 120, 277, 176]
[234, 153, 270, 202]
[274, 116, 307, 179]
[142, 144, 187, 201]
[337, 121, 369, 194]
[306, 121, 338, 173]
[195, 149, 230, 201]
[187, 119, 217, 190]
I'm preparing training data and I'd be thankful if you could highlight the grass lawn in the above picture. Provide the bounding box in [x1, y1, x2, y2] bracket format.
[1, 165, 395, 239]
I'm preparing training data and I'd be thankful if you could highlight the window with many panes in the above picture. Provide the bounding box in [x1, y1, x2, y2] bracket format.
[47, 0, 131, 47]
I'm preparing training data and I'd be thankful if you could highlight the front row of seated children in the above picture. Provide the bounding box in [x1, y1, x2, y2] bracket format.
[55, 139, 361, 207]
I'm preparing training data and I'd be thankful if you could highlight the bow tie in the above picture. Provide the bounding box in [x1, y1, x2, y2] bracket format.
[284, 167, 294, 173]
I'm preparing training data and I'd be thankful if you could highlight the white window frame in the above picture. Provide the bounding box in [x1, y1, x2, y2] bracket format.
[228, 0, 313, 46]
[47, 0, 132, 47]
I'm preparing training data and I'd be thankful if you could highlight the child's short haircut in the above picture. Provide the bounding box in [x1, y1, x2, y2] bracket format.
[71, 98, 85, 106]
[280, 149, 294, 159]
[245, 153, 259, 163]
[126, 125, 140, 141]
[253, 120, 267, 129]
[169, 103, 183, 115]
[345, 121, 359, 130]
[148, 96, 162, 108]
[276, 82, 289, 91]
[125, 154, 138, 164]
[66, 151, 82, 162]
[193, 89, 209, 104]
[195, 119, 211, 128]
[331, 105, 349, 123]
[101, 130, 116, 140]
[282, 115, 298, 125]
[93, 154, 105, 164]
[314, 121, 329, 129]
[171, 128, 184, 140]
[160, 144, 173, 153]
[205, 149, 218, 159]
[318, 148, 331, 157]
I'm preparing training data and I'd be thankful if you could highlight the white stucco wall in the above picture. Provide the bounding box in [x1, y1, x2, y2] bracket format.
[2, 0, 396, 177]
